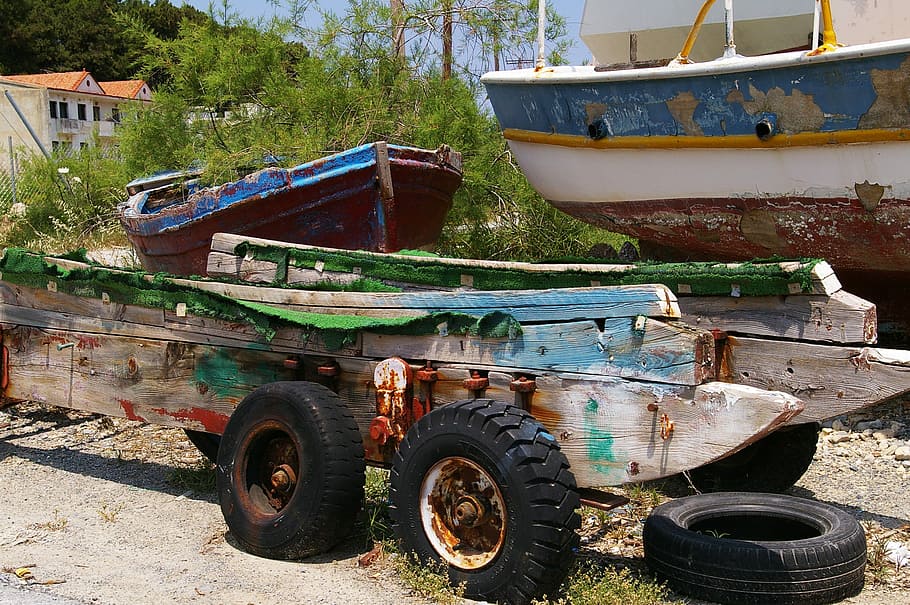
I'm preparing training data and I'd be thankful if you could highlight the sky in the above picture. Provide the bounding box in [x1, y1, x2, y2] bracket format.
[180, 0, 590, 65]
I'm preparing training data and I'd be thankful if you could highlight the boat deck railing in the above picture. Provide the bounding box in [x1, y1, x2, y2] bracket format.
[672, 0, 841, 65]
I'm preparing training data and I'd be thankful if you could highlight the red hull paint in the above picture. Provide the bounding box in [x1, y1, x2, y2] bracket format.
[121, 148, 462, 276]
[554, 196, 910, 273]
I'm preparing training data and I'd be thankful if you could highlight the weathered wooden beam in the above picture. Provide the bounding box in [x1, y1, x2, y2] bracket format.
[1, 322, 801, 489]
[42, 254, 681, 322]
[208, 232, 840, 295]
[363, 317, 714, 386]
[678, 290, 877, 344]
[724, 336, 910, 423]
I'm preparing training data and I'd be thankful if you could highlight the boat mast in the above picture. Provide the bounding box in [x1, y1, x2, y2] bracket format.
[723, 0, 736, 58]
[536, 0, 546, 69]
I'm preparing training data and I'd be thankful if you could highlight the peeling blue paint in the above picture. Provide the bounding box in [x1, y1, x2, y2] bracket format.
[485, 51, 910, 139]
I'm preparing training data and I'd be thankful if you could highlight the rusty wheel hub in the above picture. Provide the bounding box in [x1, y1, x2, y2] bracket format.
[258, 435, 299, 512]
[420, 457, 506, 570]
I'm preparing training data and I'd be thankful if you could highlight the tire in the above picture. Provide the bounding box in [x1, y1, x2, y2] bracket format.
[216, 381, 365, 559]
[687, 423, 820, 493]
[184, 429, 220, 463]
[388, 399, 580, 605]
[643, 492, 866, 605]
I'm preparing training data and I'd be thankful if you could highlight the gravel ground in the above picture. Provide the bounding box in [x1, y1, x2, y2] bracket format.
[2, 398, 910, 605]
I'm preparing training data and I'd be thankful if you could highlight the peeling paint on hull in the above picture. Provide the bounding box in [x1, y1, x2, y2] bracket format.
[119, 143, 462, 276]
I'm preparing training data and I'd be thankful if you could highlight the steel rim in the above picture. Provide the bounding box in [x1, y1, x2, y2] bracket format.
[419, 456, 507, 570]
[237, 421, 300, 518]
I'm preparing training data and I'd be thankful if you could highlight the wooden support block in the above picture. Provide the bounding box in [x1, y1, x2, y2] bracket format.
[724, 337, 910, 423]
[678, 290, 877, 344]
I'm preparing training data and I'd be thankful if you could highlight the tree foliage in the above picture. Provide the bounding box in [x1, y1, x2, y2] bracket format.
[0, 0, 207, 81]
[4, 1, 622, 261]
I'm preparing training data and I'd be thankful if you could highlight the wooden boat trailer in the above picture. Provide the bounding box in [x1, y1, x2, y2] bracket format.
[1, 237, 907, 603]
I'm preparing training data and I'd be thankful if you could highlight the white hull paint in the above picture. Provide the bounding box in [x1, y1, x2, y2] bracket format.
[505, 138, 910, 204]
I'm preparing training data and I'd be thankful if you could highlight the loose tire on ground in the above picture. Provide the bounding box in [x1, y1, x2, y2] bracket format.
[216, 381, 365, 559]
[389, 399, 580, 605]
[184, 429, 220, 463]
[687, 422, 820, 493]
[644, 492, 866, 605]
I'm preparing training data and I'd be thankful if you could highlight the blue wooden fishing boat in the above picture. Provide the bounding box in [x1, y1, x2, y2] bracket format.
[118, 142, 463, 276]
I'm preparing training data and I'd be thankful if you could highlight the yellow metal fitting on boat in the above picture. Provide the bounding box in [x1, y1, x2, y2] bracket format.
[808, 0, 844, 56]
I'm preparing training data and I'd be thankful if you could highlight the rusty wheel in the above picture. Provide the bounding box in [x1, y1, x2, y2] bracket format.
[216, 382, 364, 559]
[389, 400, 579, 605]
[420, 457, 507, 569]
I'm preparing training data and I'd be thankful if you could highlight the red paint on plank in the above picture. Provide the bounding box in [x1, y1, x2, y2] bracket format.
[119, 399, 146, 422]
[150, 406, 229, 434]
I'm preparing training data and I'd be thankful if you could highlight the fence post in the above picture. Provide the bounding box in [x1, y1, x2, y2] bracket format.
[8, 136, 16, 206]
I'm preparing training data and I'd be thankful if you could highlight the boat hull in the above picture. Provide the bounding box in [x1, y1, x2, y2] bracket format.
[482, 40, 910, 340]
[119, 143, 462, 276]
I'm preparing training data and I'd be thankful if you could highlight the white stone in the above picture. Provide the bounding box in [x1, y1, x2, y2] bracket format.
[895, 446, 910, 461]
[828, 431, 852, 444]
[874, 429, 898, 440]
[832, 419, 847, 432]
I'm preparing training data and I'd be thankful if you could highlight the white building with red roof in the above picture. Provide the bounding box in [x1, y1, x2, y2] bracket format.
[0, 69, 151, 156]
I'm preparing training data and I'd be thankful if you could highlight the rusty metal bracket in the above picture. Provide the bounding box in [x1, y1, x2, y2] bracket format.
[660, 413, 675, 440]
[463, 370, 489, 393]
[509, 376, 537, 393]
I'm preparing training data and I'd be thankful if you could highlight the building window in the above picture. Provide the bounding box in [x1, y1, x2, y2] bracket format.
[59, 102, 69, 119]
[52, 141, 60, 150]
[50, 101, 58, 119]
[92, 106, 100, 121]
[77, 103, 87, 121]
[111, 107, 121, 123]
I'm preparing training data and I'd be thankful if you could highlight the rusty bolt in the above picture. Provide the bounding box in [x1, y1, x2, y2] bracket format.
[463, 370, 489, 391]
[415, 365, 438, 382]
[317, 362, 340, 377]
[283, 357, 300, 370]
[369, 416, 393, 445]
[510, 376, 537, 393]
[196, 381, 209, 394]
[660, 414, 675, 440]
[647, 403, 660, 412]
[627, 461, 640, 476]
[453, 495, 486, 528]
[270, 464, 297, 492]
[127, 355, 138, 377]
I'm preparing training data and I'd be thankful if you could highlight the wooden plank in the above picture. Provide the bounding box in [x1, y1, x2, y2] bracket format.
[209, 232, 839, 295]
[363, 317, 714, 386]
[166, 278, 680, 322]
[678, 290, 877, 344]
[0, 291, 358, 357]
[206, 250, 278, 284]
[0, 326, 327, 433]
[39, 253, 681, 321]
[724, 337, 910, 423]
[479, 371, 803, 488]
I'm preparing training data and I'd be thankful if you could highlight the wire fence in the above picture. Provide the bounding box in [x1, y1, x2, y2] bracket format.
[0, 152, 40, 212]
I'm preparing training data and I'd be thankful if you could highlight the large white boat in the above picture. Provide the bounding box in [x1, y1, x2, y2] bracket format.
[481, 0, 910, 342]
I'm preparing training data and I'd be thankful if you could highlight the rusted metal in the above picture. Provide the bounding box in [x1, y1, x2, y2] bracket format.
[283, 357, 300, 370]
[463, 370, 489, 392]
[577, 487, 630, 512]
[627, 461, 641, 476]
[317, 361, 340, 377]
[415, 364, 438, 383]
[647, 403, 660, 412]
[421, 457, 506, 570]
[369, 415, 394, 445]
[262, 434, 298, 511]
[372, 357, 416, 452]
[509, 376, 537, 393]
[660, 414, 675, 440]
